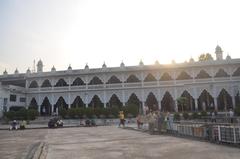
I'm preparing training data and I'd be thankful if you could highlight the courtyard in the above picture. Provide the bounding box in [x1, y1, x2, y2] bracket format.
[0, 126, 240, 159]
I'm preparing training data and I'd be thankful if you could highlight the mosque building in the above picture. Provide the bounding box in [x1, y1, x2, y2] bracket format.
[0, 46, 240, 116]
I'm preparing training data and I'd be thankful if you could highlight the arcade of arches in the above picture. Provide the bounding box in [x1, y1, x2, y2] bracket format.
[28, 89, 240, 115]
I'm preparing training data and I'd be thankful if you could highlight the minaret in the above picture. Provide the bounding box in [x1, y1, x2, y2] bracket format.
[37, 59, 43, 72]
[215, 45, 223, 60]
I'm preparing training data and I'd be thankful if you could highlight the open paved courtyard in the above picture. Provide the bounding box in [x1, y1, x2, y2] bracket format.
[0, 126, 240, 159]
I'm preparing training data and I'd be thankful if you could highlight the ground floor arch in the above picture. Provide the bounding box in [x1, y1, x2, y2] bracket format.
[161, 92, 175, 112]
[107, 94, 122, 108]
[178, 90, 195, 112]
[217, 89, 233, 111]
[40, 97, 52, 115]
[71, 96, 85, 108]
[198, 90, 214, 111]
[89, 95, 104, 108]
[145, 92, 158, 111]
[54, 96, 68, 113]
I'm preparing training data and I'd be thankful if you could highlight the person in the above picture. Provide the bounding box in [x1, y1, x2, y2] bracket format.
[147, 110, 157, 135]
[20, 120, 27, 130]
[157, 111, 164, 134]
[118, 111, 125, 127]
[229, 109, 234, 123]
[10, 120, 18, 130]
[211, 111, 216, 122]
[136, 114, 143, 129]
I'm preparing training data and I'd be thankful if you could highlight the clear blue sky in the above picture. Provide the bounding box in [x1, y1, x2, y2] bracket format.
[1, 0, 240, 74]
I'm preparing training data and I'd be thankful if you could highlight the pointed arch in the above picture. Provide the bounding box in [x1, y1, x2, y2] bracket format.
[28, 98, 38, 110]
[71, 77, 85, 86]
[107, 94, 122, 108]
[29, 81, 38, 88]
[145, 92, 158, 111]
[71, 96, 85, 108]
[215, 69, 230, 78]
[176, 71, 192, 80]
[127, 93, 141, 113]
[161, 92, 175, 112]
[40, 97, 52, 115]
[89, 95, 103, 108]
[178, 90, 195, 112]
[106, 75, 121, 84]
[198, 90, 214, 111]
[125, 74, 140, 83]
[217, 89, 233, 111]
[41, 79, 52, 87]
[88, 76, 103, 85]
[144, 73, 157, 82]
[160, 72, 173, 81]
[55, 78, 68, 87]
[196, 70, 211, 79]
[232, 67, 240, 76]
[54, 96, 68, 113]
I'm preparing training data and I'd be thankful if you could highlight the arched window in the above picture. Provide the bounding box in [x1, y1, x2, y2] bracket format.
[41, 79, 52, 87]
[176, 71, 192, 80]
[55, 79, 68, 87]
[125, 74, 140, 83]
[71, 77, 85, 86]
[160, 72, 173, 81]
[107, 76, 121, 84]
[144, 73, 157, 82]
[195, 70, 211, 79]
[29, 81, 38, 88]
[215, 69, 229, 77]
[88, 76, 103, 85]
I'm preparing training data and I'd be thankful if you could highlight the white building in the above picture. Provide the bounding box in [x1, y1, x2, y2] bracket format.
[0, 46, 240, 116]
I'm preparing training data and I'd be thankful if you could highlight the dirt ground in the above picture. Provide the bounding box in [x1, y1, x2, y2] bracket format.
[0, 126, 240, 159]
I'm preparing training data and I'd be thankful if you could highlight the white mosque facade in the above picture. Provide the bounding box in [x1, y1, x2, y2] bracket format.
[0, 46, 240, 116]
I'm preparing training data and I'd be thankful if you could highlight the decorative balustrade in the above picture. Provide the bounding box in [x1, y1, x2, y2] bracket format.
[27, 76, 235, 93]
[124, 82, 142, 88]
[143, 81, 158, 87]
[159, 80, 174, 85]
[106, 83, 122, 88]
[71, 85, 86, 90]
[88, 84, 104, 89]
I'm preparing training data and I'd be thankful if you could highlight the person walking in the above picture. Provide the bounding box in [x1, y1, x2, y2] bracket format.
[118, 111, 125, 127]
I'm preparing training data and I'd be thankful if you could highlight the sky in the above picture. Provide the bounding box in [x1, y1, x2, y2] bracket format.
[0, 0, 240, 74]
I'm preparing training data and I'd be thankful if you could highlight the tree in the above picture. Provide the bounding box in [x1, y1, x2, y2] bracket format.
[198, 53, 213, 61]
[177, 97, 188, 112]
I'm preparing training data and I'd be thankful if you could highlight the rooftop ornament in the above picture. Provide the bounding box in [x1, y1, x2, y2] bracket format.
[26, 68, 31, 74]
[14, 68, 19, 74]
[51, 66, 56, 72]
[85, 63, 89, 70]
[155, 60, 160, 65]
[68, 64, 72, 71]
[3, 69, 8, 75]
[139, 59, 144, 66]
[120, 61, 125, 68]
[102, 62, 107, 68]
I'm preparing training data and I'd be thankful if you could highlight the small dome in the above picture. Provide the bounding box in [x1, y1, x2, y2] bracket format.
[226, 54, 231, 60]
[3, 69, 8, 75]
[85, 63, 89, 69]
[68, 64, 72, 70]
[120, 61, 125, 67]
[14, 68, 19, 74]
[189, 57, 195, 63]
[51, 66, 56, 72]
[37, 59, 43, 66]
[139, 59, 144, 66]
[102, 62, 107, 68]
[215, 45, 223, 53]
[26, 68, 31, 74]
[155, 60, 160, 65]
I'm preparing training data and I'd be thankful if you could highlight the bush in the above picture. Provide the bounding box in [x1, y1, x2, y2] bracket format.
[68, 108, 77, 118]
[59, 107, 67, 118]
[200, 111, 208, 117]
[191, 112, 199, 119]
[234, 104, 240, 116]
[27, 109, 39, 120]
[182, 112, 190, 120]
[174, 113, 181, 121]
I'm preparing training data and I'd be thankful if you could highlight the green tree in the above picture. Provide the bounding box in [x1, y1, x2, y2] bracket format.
[198, 53, 213, 61]
[177, 97, 188, 112]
